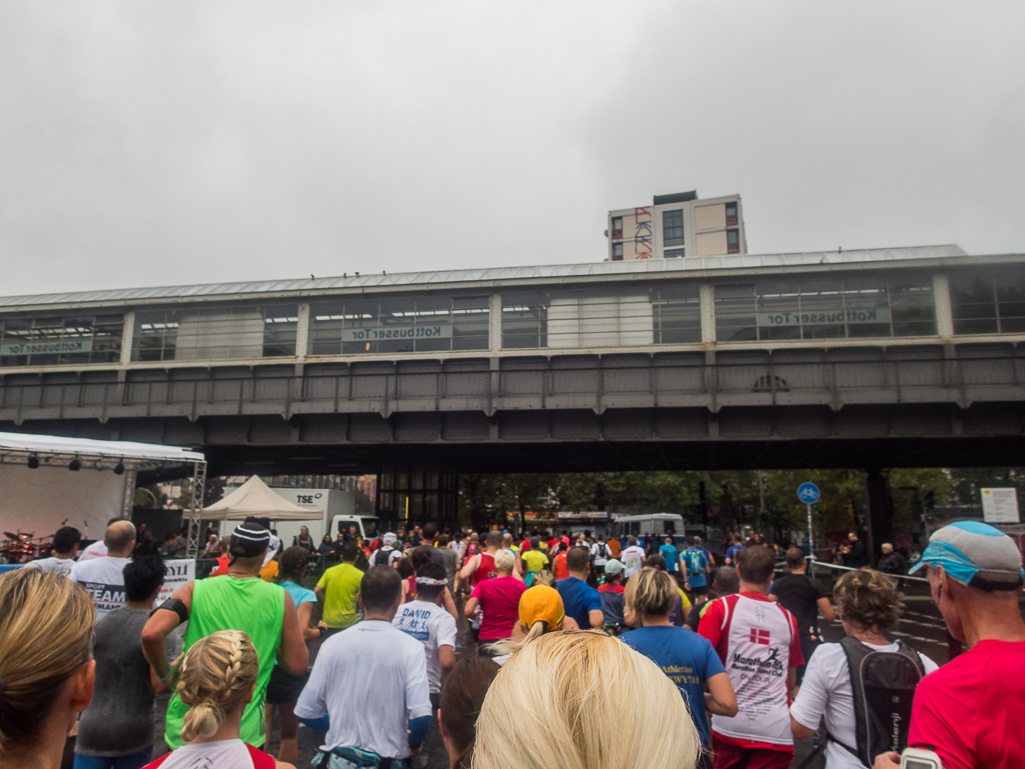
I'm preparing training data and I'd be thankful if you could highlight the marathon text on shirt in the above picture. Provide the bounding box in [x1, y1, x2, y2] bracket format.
[342, 325, 453, 342]
[756, 309, 891, 327]
[730, 645, 786, 676]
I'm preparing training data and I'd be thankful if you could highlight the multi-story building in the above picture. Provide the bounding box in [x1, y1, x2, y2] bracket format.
[607, 190, 747, 261]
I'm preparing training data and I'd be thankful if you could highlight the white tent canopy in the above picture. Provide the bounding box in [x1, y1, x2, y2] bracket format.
[202, 475, 323, 521]
[0, 431, 204, 469]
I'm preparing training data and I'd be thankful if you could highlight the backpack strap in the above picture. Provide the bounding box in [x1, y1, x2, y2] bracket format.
[246, 743, 278, 769]
[892, 639, 927, 678]
[838, 635, 875, 767]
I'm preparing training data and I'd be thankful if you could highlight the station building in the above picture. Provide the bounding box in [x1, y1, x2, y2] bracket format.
[2, 244, 1022, 369]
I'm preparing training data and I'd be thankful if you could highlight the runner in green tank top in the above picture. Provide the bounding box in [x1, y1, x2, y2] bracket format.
[141, 521, 309, 748]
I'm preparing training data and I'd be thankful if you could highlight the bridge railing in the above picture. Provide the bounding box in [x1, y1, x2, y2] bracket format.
[1, 349, 1022, 422]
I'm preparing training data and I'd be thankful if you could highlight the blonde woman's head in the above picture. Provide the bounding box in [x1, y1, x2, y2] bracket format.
[530, 570, 556, 588]
[473, 631, 700, 769]
[493, 548, 515, 575]
[177, 630, 259, 742]
[624, 567, 677, 619]
[0, 570, 94, 753]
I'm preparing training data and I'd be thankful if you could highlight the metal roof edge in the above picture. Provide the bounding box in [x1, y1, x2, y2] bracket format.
[3, 245, 1021, 312]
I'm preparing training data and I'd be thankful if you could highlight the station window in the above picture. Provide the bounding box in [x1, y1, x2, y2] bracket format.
[309, 296, 489, 355]
[612, 242, 624, 261]
[714, 276, 936, 342]
[664, 248, 685, 259]
[0, 314, 124, 367]
[726, 229, 740, 254]
[611, 216, 623, 239]
[132, 305, 297, 362]
[949, 267, 1025, 335]
[725, 201, 738, 226]
[663, 210, 685, 247]
[502, 285, 700, 349]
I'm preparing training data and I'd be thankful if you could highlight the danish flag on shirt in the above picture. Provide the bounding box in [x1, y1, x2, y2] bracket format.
[749, 628, 770, 645]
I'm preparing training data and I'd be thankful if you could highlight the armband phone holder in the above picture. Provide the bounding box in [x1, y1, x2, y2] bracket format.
[901, 748, 944, 769]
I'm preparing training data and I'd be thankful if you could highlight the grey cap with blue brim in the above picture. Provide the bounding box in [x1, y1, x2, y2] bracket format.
[909, 520, 1024, 590]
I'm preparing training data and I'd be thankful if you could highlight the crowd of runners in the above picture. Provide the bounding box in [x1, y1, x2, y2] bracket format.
[0, 516, 1022, 769]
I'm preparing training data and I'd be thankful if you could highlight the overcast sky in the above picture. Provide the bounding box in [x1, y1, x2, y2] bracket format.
[1, 1, 1023, 295]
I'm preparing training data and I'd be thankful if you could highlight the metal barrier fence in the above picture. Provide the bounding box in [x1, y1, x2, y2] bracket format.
[809, 559, 929, 583]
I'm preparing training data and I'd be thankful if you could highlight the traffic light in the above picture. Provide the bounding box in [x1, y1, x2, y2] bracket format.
[923, 489, 936, 511]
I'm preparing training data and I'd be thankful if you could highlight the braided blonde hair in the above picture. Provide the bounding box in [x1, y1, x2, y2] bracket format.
[177, 630, 260, 742]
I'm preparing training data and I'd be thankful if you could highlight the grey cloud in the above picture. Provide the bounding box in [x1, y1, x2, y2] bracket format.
[0, 1, 1022, 295]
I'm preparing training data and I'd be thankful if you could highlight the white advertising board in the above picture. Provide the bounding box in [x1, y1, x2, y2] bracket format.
[159, 558, 196, 601]
[981, 488, 1020, 523]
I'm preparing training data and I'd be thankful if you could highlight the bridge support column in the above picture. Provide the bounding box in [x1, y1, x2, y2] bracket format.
[864, 469, 893, 567]
[375, 466, 459, 532]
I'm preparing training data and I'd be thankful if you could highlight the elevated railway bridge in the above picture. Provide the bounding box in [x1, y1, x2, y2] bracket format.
[2, 244, 1024, 550]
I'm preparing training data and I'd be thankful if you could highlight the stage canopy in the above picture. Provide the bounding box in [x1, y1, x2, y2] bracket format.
[201, 475, 323, 521]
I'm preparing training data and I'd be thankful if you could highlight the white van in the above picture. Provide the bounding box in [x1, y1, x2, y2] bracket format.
[612, 513, 686, 545]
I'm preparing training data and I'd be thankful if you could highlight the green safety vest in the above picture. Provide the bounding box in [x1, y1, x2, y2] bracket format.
[164, 576, 285, 749]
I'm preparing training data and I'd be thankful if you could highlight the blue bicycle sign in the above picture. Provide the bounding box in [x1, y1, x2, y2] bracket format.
[797, 483, 820, 504]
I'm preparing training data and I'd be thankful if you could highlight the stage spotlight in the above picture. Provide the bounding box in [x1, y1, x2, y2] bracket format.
[113, 461, 125, 475]
[68, 459, 82, 471]
[27, 456, 39, 469]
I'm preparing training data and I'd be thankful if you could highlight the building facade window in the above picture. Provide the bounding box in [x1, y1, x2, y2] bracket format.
[502, 285, 700, 349]
[664, 248, 685, 259]
[714, 276, 936, 342]
[662, 210, 684, 247]
[612, 242, 624, 261]
[132, 305, 298, 362]
[949, 267, 1025, 335]
[309, 296, 488, 355]
[726, 229, 740, 254]
[0, 314, 123, 367]
[610, 216, 623, 239]
[725, 201, 738, 226]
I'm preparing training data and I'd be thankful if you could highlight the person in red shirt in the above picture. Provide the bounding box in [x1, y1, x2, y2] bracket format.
[209, 537, 230, 577]
[553, 541, 570, 581]
[699, 545, 803, 769]
[464, 549, 527, 655]
[872, 521, 1025, 769]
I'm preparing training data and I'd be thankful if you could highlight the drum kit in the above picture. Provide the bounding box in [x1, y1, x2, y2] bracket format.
[0, 530, 53, 564]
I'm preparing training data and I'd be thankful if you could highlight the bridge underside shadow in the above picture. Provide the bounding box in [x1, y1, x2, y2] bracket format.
[7, 400, 1025, 477]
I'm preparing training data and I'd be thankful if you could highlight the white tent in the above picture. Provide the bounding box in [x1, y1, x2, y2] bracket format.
[201, 475, 323, 521]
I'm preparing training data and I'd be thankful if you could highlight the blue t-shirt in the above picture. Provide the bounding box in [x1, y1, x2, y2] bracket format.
[682, 548, 709, 587]
[621, 626, 725, 746]
[659, 544, 680, 572]
[556, 576, 602, 629]
[282, 579, 317, 608]
[725, 544, 744, 564]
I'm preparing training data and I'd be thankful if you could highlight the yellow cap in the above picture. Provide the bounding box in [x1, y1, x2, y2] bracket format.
[518, 585, 565, 629]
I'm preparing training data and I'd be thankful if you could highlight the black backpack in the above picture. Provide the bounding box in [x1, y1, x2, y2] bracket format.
[832, 636, 926, 767]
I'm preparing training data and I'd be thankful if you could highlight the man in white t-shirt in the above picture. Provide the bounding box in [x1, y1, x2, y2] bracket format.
[699, 545, 804, 769]
[621, 536, 647, 579]
[296, 565, 433, 764]
[69, 520, 136, 620]
[590, 537, 611, 577]
[393, 562, 457, 769]
[370, 532, 403, 567]
[26, 526, 81, 575]
[76, 516, 124, 561]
